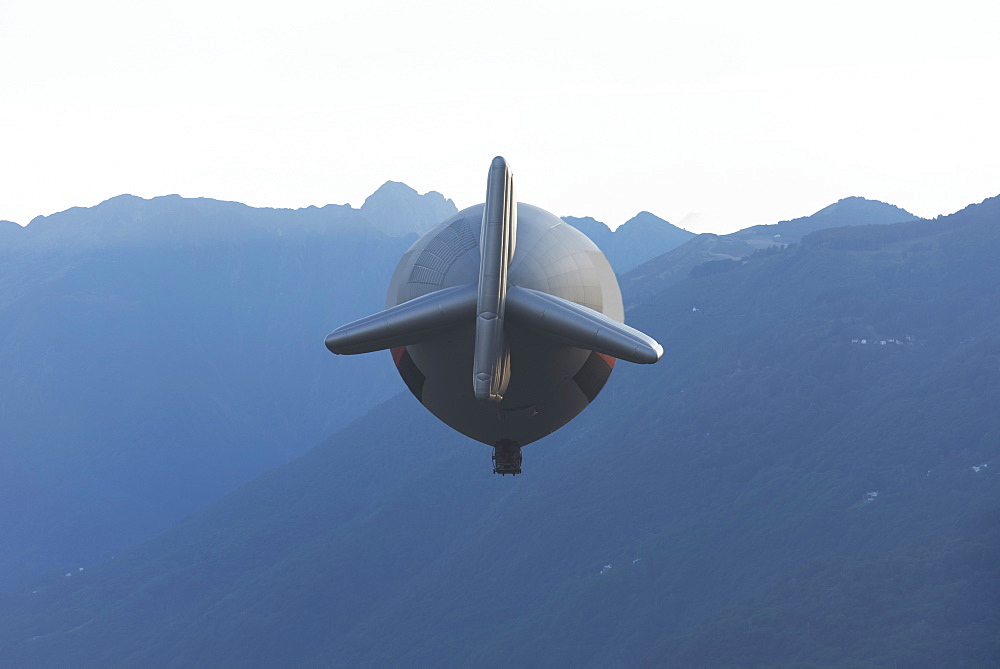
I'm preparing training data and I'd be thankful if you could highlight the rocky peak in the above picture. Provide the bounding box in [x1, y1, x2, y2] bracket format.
[360, 181, 457, 237]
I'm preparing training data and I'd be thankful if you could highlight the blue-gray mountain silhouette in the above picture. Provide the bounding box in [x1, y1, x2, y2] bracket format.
[0, 186, 687, 590]
[360, 181, 457, 236]
[563, 210, 695, 273]
[0, 192, 419, 588]
[621, 196, 917, 307]
[2, 194, 997, 667]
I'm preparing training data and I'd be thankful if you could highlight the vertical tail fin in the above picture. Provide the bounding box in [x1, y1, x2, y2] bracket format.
[473, 157, 516, 403]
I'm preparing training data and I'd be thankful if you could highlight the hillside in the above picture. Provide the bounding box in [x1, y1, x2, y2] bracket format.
[0, 193, 426, 589]
[732, 195, 916, 242]
[621, 196, 918, 307]
[563, 211, 695, 272]
[2, 195, 997, 667]
[0, 188, 688, 591]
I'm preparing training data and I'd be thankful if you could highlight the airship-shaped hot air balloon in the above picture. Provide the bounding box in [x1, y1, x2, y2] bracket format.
[325, 157, 662, 474]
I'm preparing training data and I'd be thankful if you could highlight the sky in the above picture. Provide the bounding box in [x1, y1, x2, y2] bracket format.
[1, 0, 998, 233]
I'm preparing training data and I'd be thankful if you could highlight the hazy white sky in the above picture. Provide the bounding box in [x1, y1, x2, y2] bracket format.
[1, 0, 998, 232]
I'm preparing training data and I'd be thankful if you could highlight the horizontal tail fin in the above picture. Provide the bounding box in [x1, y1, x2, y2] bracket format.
[324, 285, 478, 355]
[325, 283, 663, 363]
[505, 286, 662, 364]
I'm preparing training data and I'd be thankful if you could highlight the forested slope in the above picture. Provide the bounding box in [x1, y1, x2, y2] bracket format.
[1, 196, 997, 667]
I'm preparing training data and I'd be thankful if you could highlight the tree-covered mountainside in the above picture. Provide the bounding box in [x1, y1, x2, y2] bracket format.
[2, 195, 996, 667]
[563, 211, 695, 273]
[733, 195, 916, 242]
[0, 192, 431, 589]
[0, 188, 687, 591]
[621, 196, 918, 308]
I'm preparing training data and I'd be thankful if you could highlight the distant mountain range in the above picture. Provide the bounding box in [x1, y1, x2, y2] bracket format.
[0, 184, 691, 590]
[0, 190, 418, 589]
[562, 211, 695, 272]
[359, 181, 457, 236]
[1, 190, 997, 666]
[621, 196, 918, 307]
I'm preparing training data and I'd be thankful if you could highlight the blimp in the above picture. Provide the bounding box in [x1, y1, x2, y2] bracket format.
[325, 157, 662, 474]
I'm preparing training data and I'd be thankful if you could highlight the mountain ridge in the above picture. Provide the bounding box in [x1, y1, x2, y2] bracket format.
[359, 180, 457, 237]
[0, 184, 692, 591]
[3, 191, 997, 667]
[622, 195, 922, 308]
[562, 210, 695, 272]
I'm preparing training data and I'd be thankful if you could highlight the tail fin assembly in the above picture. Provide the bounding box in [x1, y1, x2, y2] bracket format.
[324, 156, 662, 402]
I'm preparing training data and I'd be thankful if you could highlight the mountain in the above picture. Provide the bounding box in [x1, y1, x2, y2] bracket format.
[0, 188, 686, 592]
[3, 195, 997, 667]
[0, 220, 21, 235]
[733, 195, 916, 242]
[0, 193, 423, 589]
[359, 181, 457, 236]
[561, 215, 610, 246]
[563, 211, 695, 273]
[621, 196, 918, 307]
